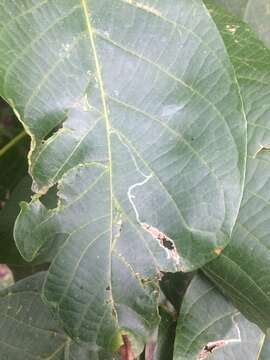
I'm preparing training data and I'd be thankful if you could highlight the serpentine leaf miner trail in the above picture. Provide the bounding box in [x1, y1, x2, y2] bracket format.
[111, 130, 181, 264]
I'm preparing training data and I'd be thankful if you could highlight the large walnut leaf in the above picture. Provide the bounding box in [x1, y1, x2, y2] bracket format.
[0, 0, 246, 348]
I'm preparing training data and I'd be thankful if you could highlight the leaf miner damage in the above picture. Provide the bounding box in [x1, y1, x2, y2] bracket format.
[141, 223, 180, 264]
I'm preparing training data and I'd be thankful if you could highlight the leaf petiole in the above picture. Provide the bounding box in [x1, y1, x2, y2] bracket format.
[0, 130, 27, 158]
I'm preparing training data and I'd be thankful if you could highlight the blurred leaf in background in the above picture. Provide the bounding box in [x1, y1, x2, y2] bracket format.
[0, 98, 29, 206]
[0, 98, 30, 265]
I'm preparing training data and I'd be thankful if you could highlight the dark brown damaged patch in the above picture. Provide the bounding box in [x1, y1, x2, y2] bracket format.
[141, 223, 180, 263]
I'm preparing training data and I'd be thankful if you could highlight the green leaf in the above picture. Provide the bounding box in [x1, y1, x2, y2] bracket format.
[0, 0, 247, 348]
[174, 274, 265, 360]
[160, 272, 194, 313]
[152, 308, 175, 360]
[0, 272, 117, 360]
[242, 0, 270, 49]
[211, 0, 270, 48]
[0, 176, 31, 264]
[203, 1, 270, 332]
[258, 336, 270, 359]
[0, 99, 30, 264]
[150, 273, 193, 360]
[0, 99, 28, 205]
[209, 0, 249, 18]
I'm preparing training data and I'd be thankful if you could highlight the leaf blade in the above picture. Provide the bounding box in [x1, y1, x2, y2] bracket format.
[0, 0, 247, 348]
[0, 273, 118, 360]
[203, 0, 270, 332]
[174, 274, 265, 360]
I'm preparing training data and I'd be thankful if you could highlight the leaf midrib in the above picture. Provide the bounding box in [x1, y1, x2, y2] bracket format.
[80, 0, 117, 325]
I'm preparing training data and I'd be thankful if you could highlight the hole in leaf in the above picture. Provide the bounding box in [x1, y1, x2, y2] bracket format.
[39, 185, 58, 209]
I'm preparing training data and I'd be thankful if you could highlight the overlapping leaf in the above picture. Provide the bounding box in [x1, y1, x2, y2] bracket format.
[151, 308, 175, 360]
[210, 0, 249, 18]
[212, 0, 270, 48]
[0, 272, 119, 359]
[203, 1, 270, 332]
[174, 274, 266, 360]
[258, 337, 270, 359]
[0, 0, 246, 349]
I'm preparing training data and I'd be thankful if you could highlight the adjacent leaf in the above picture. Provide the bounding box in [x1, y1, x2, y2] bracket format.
[174, 274, 265, 360]
[211, 0, 270, 48]
[0, 0, 246, 348]
[258, 336, 270, 359]
[243, 0, 270, 48]
[148, 273, 194, 360]
[203, 1, 270, 332]
[147, 273, 193, 360]
[0, 272, 118, 360]
[210, 0, 249, 18]
[160, 272, 194, 313]
[152, 308, 175, 360]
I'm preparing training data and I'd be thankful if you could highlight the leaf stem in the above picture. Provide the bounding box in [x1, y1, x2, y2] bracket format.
[0, 130, 27, 158]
